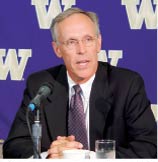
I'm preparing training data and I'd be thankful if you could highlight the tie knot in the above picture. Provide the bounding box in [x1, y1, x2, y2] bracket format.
[73, 84, 82, 94]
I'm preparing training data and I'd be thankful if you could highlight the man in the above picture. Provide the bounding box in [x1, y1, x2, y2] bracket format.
[3, 7, 157, 158]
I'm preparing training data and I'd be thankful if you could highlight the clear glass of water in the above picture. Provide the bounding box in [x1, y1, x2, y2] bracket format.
[95, 139, 115, 159]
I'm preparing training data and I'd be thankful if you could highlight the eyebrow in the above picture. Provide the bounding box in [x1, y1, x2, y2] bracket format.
[66, 35, 95, 40]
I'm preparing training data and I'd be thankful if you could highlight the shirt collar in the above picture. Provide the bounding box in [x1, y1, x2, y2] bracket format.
[67, 72, 95, 100]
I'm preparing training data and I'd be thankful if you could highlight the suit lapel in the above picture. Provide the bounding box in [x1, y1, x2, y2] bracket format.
[89, 62, 114, 150]
[44, 66, 69, 140]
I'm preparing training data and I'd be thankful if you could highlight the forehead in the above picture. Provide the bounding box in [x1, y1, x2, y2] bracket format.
[56, 13, 96, 39]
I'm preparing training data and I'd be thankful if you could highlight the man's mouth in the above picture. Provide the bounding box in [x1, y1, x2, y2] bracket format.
[76, 60, 89, 66]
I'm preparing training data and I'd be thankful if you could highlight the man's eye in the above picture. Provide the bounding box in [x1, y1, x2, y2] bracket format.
[67, 40, 77, 45]
[85, 37, 93, 42]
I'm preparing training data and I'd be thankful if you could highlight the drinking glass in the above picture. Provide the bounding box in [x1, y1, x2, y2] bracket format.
[95, 139, 115, 159]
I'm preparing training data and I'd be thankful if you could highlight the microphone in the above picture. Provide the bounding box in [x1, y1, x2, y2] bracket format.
[28, 82, 53, 111]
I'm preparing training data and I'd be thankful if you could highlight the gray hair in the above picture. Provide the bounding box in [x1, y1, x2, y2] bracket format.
[50, 7, 100, 42]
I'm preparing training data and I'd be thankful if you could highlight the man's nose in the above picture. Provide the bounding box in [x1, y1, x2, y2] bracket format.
[76, 40, 86, 54]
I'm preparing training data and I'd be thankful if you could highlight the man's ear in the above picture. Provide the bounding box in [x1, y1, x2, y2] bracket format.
[52, 41, 62, 58]
[97, 34, 102, 53]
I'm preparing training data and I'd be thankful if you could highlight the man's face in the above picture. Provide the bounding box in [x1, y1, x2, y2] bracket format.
[52, 13, 102, 84]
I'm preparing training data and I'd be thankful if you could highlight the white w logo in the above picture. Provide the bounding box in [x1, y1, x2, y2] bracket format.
[122, 0, 157, 29]
[0, 49, 32, 80]
[31, 0, 76, 29]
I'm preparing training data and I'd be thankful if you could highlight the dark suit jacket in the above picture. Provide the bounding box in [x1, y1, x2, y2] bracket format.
[3, 62, 157, 158]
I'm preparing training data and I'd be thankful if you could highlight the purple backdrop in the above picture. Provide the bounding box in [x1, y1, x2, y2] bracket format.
[0, 0, 157, 139]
